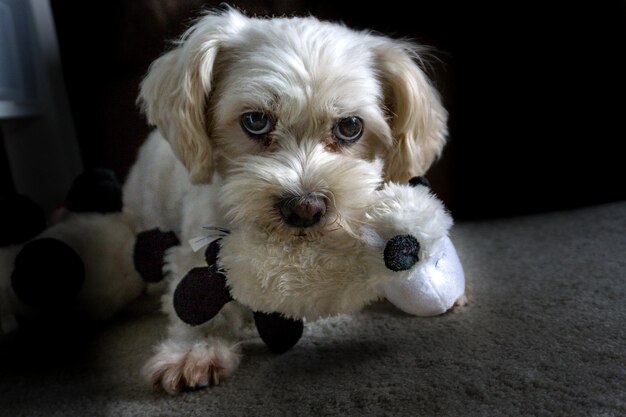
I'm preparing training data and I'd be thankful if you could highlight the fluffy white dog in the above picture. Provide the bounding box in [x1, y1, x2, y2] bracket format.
[123, 7, 448, 393]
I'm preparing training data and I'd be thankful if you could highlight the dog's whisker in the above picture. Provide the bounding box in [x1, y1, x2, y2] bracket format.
[327, 222, 344, 233]
[201, 226, 231, 234]
[325, 211, 346, 234]
[325, 190, 337, 207]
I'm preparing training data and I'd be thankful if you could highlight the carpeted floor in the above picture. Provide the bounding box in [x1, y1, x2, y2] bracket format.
[1, 202, 625, 416]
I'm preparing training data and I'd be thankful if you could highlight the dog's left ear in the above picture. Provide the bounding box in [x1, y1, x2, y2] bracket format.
[138, 9, 247, 184]
[374, 41, 448, 182]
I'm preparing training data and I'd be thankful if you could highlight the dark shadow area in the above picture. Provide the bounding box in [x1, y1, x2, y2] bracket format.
[0, 318, 102, 370]
[49, 1, 625, 220]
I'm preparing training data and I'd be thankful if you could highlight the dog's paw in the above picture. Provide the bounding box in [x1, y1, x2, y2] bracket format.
[142, 339, 240, 394]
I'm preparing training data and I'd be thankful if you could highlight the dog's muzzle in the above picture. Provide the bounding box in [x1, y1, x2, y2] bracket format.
[277, 195, 327, 228]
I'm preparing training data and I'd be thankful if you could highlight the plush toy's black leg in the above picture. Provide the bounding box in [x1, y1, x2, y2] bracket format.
[253, 311, 304, 354]
[173, 267, 233, 326]
[11, 238, 85, 308]
[172, 239, 234, 326]
[133, 228, 180, 283]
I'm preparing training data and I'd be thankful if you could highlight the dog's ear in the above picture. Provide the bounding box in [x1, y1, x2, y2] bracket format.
[138, 9, 246, 184]
[374, 41, 448, 182]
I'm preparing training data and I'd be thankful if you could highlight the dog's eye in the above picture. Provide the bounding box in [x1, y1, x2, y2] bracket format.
[333, 116, 363, 143]
[241, 112, 272, 136]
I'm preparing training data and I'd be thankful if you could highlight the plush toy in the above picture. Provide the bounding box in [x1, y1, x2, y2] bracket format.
[0, 169, 168, 334]
[172, 177, 465, 353]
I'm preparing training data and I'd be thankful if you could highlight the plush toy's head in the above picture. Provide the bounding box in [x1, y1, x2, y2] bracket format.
[361, 178, 464, 317]
[65, 168, 123, 214]
[172, 176, 464, 352]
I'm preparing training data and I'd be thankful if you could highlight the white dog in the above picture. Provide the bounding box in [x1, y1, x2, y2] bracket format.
[123, 7, 448, 393]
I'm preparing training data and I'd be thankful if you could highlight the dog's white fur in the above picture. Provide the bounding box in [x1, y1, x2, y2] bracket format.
[123, 7, 447, 393]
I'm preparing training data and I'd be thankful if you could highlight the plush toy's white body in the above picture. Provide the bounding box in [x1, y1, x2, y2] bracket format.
[220, 182, 465, 320]
[0, 212, 145, 334]
[48, 212, 146, 320]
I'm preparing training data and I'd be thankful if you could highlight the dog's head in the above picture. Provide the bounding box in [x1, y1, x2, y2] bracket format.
[139, 7, 447, 236]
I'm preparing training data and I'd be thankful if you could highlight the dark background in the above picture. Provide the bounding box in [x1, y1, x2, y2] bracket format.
[46, 0, 625, 220]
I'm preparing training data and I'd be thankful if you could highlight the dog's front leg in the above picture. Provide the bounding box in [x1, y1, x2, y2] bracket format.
[142, 245, 249, 394]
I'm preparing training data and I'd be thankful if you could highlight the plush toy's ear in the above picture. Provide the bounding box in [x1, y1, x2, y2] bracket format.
[65, 168, 122, 213]
[138, 9, 248, 184]
[408, 176, 431, 189]
[374, 41, 448, 182]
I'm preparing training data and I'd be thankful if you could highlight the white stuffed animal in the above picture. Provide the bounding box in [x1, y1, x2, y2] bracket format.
[173, 177, 465, 352]
[0, 169, 166, 335]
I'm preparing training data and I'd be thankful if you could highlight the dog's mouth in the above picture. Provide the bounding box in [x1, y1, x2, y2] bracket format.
[288, 227, 341, 240]
[285, 216, 345, 240]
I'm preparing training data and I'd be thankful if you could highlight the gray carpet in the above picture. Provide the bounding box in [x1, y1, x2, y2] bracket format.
[1, 202, 625, 416]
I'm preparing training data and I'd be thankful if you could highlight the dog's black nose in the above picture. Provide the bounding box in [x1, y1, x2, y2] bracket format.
[277, 195, 327, 228]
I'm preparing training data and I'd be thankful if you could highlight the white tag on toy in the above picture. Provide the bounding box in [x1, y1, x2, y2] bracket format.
[188, 227, 229, 252]
[189, 235, 211, 252]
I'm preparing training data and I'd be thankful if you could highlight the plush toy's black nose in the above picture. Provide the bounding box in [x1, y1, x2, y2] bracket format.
[277, 195, 327, 228]
[384, 235, 421, 271]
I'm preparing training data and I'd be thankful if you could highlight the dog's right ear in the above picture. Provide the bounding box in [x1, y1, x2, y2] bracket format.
[138, 9, 247, 184]
[373, 40, 448, 183]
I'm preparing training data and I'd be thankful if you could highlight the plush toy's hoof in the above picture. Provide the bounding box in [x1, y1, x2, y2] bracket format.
[65, 168, 123, 213]
[173, 267, 233, 326]
[133, 228, 180, 283]
[11, 238, 85, 308]
[381, 235, 465, 317]
[253, 311, 304, 354]
[384, 235, 420, 271]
